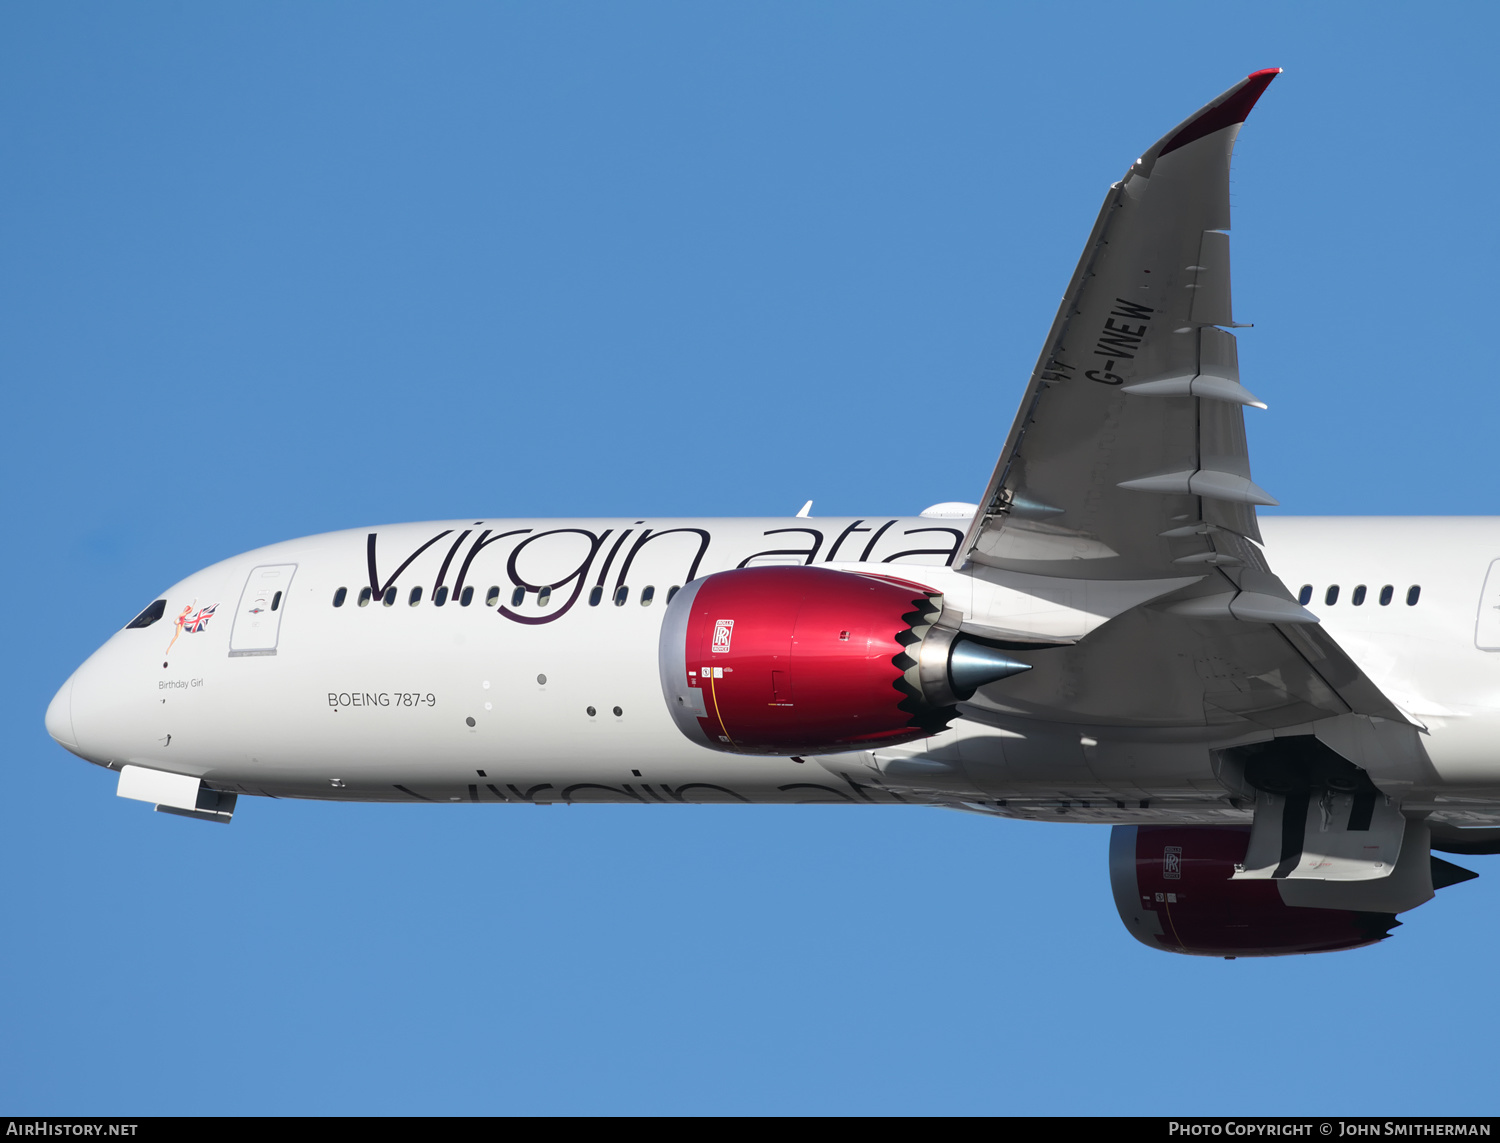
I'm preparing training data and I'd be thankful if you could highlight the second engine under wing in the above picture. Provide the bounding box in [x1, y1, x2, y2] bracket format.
[953, 71, 1410, 735]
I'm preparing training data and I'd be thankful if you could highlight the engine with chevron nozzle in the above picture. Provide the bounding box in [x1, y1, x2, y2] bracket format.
[657, 566, 1030, 755]
[1110, 824, 1478, 958]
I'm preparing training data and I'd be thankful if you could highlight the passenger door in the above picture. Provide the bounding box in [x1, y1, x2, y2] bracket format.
[1476, 560, 1500, 651]
[229, 563, 297, 657]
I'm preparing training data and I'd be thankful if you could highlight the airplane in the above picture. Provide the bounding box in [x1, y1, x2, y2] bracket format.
[44, 69, 1500, 959]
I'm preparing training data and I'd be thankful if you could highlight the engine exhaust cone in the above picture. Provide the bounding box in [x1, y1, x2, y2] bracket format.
[948, 638, 1031, 695]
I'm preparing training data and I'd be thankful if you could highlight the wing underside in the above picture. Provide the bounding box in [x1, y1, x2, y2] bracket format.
[955, 71, 1409, 733]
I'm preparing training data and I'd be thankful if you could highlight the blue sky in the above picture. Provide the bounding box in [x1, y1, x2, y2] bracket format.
[4, 2, 1498, 1115]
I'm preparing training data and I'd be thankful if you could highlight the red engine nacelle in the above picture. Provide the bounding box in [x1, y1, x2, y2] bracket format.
[1110, 825, 1400, 957]
[658, 566, 1029, 755]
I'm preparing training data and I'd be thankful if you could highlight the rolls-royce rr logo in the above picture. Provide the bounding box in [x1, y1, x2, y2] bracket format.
[712, 619, 734, 653]
[1163, 846, 1182, 880]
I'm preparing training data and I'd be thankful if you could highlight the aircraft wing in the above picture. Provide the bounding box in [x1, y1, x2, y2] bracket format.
[955, 71, 1412, 733]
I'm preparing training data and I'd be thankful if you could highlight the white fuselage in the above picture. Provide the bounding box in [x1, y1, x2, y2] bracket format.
[44, 515, 1500, 824]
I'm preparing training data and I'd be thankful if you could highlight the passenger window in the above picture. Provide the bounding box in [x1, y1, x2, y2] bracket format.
[537, 587, 552, 607]
[485, 586, 500, 607]
[666, 586, 680, 604]
[409, 586, 422, 606]
[126, 599, 167, 629]
[1379, 585, 1393, 606]
[460, 586, 474, 607]
[640, 586, 655, 606]
[1297, 585, 1312, 605]
[333, 587, 347, 608]
[589, 586, 603, 607]
[358, 587, 372, 608]
[1325, 585, 1339, 606]
[614, 586, 629, 606]
[271, 591, 283, 612]
[1407, 585, 1421, 606]
[1352, 585, 1366, 606]
[511, 586, 525, 607]
[382, 587, 397, 607]
[433, 585, 449, 607]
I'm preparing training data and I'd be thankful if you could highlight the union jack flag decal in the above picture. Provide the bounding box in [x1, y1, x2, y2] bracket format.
[182, 604, 217, 633]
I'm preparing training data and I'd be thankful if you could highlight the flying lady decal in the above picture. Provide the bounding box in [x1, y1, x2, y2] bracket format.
[165, 601, 218, 655]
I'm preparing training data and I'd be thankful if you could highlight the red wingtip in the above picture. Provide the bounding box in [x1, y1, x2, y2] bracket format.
[1158, 69, 1281, 157]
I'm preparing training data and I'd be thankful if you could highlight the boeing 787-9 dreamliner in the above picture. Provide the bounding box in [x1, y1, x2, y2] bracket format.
[46, 70, 1500, 957]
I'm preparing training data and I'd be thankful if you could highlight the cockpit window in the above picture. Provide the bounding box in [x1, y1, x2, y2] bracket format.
[125, 599, 167, 629]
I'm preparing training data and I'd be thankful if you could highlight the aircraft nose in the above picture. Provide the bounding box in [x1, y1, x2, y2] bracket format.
[46, 673, 78, 752]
